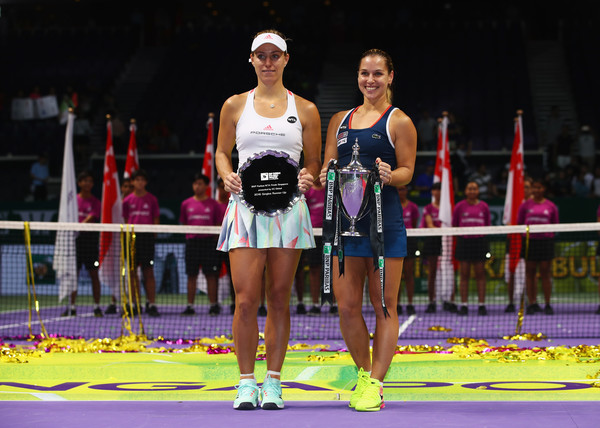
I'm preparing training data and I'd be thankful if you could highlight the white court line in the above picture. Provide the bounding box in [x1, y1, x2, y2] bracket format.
[152, 359, 185, 365]
[294, 366, 322, 381]
[30, 393, 68, 401]
[0, 391, 68, 401]
[0, 312, 93, 330]
[398, 314, 416, 337]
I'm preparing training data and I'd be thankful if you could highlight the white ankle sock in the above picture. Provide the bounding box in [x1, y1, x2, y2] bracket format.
[240, 373, 256, 380]
[266, 370, 281, 380]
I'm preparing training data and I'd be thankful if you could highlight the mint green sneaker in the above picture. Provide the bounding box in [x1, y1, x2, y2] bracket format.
[349, 367, 370, 408]
[233, 379, 259, 410]
[355, 378, 384, 412]
[260, 375, 284, 410]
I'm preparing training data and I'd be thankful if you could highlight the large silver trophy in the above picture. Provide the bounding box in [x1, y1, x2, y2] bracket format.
[338, 139, 372, 236]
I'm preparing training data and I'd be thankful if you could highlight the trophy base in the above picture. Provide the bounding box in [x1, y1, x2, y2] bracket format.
[340, 231, 367, 237]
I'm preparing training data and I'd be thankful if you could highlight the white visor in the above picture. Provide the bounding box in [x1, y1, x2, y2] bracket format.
[251, 33, 287, 53]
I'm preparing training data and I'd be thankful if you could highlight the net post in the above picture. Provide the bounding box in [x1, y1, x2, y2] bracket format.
[515, 225, 530, 335]
[23, 222, 48, 339]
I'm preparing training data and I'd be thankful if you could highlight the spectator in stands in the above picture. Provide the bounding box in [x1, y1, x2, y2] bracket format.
[414, 160, 434, 199]
[469, 163, 497, 199]
[122, 168, 161, 317]
[577, 125, 596, 169]
[547, 168, 572, 197]
[66, 86, 79, 109]
[318, 48, 416, 412]
[505, 176, 533, 313]
[555, 124, 574, 169]
[398, 185, 419, 315]
[110, 112, 126, 151]
[180, 173, 223, 316]
[29, 86, 41, 100]
[452, 181, 491, 316]
[451, 140, 473, 194]
[58, 94, 74, 125]
[495, 164, 509, 198]
[571, 164, 593, 198]
[541, 105, 564, 171]
[30, 152, 49, 201]
[517, 178, 558, 315]
[447, 111, 466, 148]
[416, 109, 437, 151]
[592, 166, 600, 199]
[62, 171, 102, 318]
[215, 30, 321, 410]
[73, 113, 92, 164]
[420, 182, 442, 314]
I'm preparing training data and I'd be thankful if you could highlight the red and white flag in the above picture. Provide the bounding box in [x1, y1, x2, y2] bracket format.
[201, 113, 216, 198]
[433, 114, 456, 302]
[433, 114, 454, 226]
[98, 117, 122, 296]
[124, 120, 139, 179]
[503, 113, 525, 226]
[503, 112, 525, 277]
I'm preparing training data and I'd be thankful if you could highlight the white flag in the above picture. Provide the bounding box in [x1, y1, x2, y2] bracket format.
[53, 111, 79, 302]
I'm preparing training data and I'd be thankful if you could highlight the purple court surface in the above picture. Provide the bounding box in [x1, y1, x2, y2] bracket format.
[2, 401, 599, 428]
[2, 302, 599, 340]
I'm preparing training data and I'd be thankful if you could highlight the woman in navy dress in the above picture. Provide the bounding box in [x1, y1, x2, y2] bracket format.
[319, 49, 416, 412]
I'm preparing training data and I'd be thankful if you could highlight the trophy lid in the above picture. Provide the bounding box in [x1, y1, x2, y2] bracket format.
[341, 138, 369, 173]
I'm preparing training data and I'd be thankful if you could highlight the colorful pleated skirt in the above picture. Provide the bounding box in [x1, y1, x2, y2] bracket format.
[217, 194, 315, 251]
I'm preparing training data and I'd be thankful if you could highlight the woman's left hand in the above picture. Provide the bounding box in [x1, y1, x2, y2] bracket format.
[376, 158, 393, 186]
[297, 168, 313, 194]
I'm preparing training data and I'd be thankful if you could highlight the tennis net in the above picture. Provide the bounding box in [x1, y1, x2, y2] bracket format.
[0, 220, 598, 340]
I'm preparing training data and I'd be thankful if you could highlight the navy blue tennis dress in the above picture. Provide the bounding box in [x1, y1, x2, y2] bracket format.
[336, 105, 407, 258]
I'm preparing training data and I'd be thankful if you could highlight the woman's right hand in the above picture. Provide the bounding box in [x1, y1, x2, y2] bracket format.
[319, 159, 335, 187]
[224, 171, 242, 194]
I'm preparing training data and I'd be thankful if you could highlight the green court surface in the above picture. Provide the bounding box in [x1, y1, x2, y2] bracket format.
[2, 347, 600, 402]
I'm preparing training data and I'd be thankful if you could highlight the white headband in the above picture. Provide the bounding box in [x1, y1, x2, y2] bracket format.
[251, 33, 287, 53]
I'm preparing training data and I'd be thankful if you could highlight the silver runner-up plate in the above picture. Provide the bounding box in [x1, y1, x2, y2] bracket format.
[238, 150, 300, 217]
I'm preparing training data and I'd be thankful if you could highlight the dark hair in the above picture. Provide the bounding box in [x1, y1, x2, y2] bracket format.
[532, 177, 547, 188]
[77, 170, 93, 182]
[194, 173, 210, 184]
[431, 182, 441, 190]
[131, 169, 148, 180]
[358, 49, 395, 103]
[465, 180, 480, 190]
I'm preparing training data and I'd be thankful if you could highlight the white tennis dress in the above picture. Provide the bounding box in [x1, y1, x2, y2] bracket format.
[217, 89, 315, 251]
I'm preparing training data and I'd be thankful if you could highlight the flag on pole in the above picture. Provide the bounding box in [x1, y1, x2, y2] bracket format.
[432, 112, 456, 302]
[124, 119, 139, 179]
[98, 115, 122, 296]
[201, 112, 216, 198]
[433, 113, 455, 226]
[54, 110, 78, 302]
[503, 112, 525, 227]
[503, 111, 525, 280]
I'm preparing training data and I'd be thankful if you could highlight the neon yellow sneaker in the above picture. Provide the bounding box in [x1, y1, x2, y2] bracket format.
[355, 378, 384, 412]
[349, 368, 370, 408]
